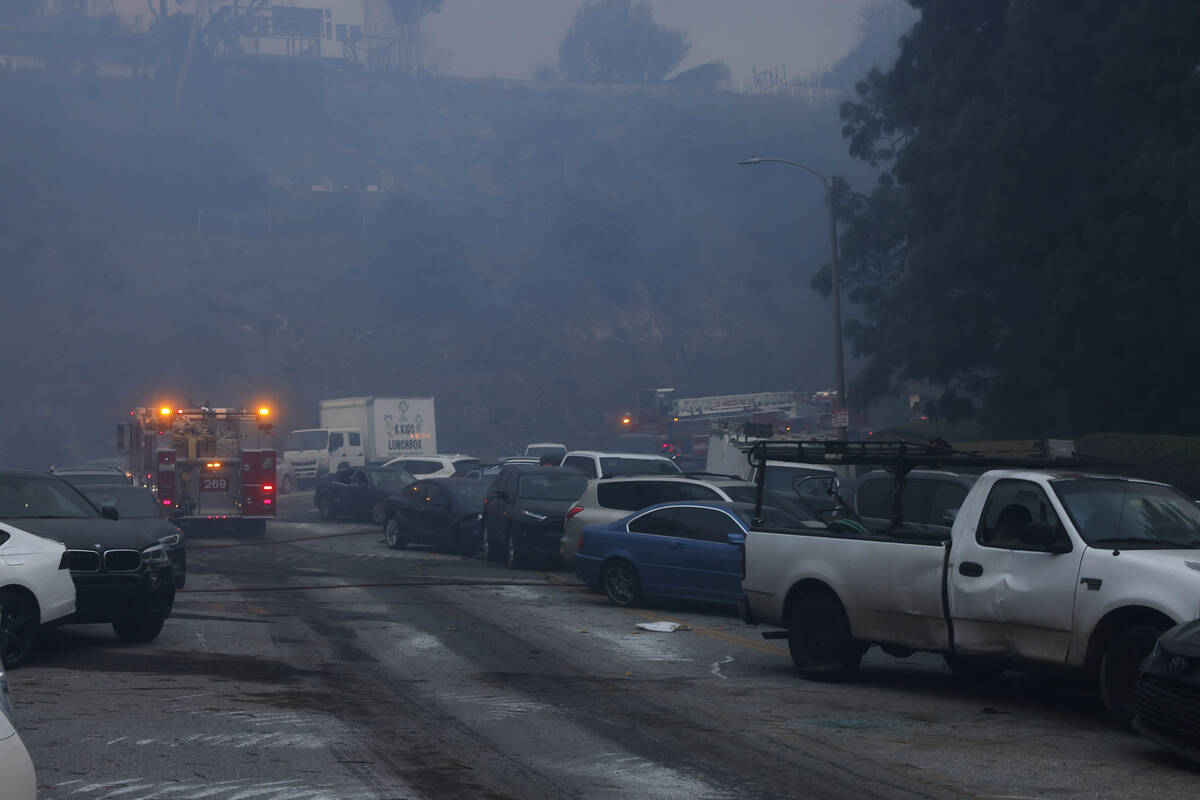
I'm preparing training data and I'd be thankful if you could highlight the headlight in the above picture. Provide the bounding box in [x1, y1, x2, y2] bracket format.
[158, 533, 182, 547]
[521, 509, 548, 521]
[141, 545, 169, 564]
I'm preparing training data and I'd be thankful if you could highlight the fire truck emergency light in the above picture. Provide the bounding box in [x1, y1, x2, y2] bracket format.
[206, 462, 222, 469]
[621, 416, 632, 425]
[159, 407, 172, 417]
[258, 407, 270, 417]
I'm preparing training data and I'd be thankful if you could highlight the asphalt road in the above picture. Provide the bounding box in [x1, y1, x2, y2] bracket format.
[9, 491, 1200, 799]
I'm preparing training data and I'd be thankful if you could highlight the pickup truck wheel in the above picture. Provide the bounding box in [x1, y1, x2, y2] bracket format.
[944, 653, 1005, 682]
[787, 592, 861, 681]
[112, 616, 166, 643]
[318, 494, 336, 520]
[1100, 624, 1165, 729]
[384, 515, 408, 550]
[0, 590, 39, 669]
[601, 560, 640, 607]
[370, 500, 387, 525]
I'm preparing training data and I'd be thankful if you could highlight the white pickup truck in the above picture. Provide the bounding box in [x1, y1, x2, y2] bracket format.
[740, 441, 1200, 727]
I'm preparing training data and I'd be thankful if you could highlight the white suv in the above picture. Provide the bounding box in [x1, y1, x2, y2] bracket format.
[380, 454, 480, 479]
[560, 451, 680, 480]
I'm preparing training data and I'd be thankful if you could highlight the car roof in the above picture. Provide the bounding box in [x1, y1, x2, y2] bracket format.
[504, 465, 582, 474]
[0, 468, 68, 479]
[595, 474, 744, 485]
[565, 450, 674, 461]
[526, 442, 566, 447]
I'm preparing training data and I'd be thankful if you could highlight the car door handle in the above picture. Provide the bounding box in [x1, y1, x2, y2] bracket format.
[958, 561, 983, 577]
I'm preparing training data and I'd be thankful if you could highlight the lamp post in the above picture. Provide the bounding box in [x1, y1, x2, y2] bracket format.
[739, 156, 847, 440]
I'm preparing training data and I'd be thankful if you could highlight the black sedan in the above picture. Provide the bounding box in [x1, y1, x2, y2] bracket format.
[382, 479, 487, 556]
[315, 467, 416, 524]
[1134, 619, 1200, 763]
[78, 485, 187, 589]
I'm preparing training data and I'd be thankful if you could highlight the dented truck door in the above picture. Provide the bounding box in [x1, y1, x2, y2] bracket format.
[947, 475, 1084, 663]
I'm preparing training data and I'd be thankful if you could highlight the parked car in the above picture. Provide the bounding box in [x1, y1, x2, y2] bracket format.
[852, 469, 978, 534]
[315, 467, 416, 523]
[0, 668, 36, 800]
[0, 522, 76, 668]
[1134, 619, 1200, 762]
[560, 451, 682, 480]
[382, 479, 488, 555]
[524, 443, 567, 462]
[611, 432, 678, 458]
[49, 465, 133, 487]
[381, 454, 480, 479]
[482, 466, 590, 568]
[465, 464, 502, 481]
[0, 470, 175, 644]
[76, 485, 187, 589]
[560, 475, 821, 567]
[576, 501, 808, 608]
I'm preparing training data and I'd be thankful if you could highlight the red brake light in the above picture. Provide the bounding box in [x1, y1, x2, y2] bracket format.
[263, 485, 274, 491]
[162, 499, 172, 506]
[566, 505, 584, 521]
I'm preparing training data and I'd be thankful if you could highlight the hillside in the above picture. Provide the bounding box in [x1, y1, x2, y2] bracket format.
[0, 65, 865, 466]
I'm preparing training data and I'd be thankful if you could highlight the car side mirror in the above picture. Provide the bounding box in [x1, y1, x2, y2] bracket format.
[101, 505, 120, 521]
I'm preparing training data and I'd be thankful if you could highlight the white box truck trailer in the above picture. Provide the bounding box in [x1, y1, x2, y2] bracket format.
[319, 396, 437, 463]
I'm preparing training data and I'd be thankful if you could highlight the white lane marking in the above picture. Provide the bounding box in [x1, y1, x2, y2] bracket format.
[195, 631, 209, 651]
[710, 656, 734, 680]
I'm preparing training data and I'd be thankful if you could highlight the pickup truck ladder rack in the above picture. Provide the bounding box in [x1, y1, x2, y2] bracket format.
[748, 439, 1127, 530]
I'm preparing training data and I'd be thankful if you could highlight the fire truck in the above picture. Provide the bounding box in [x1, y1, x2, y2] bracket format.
[117, 404, 277, 536]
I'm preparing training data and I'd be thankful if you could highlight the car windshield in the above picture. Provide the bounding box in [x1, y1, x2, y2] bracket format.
[367, 469, 414, 487]
[80, 488, 161, 518]
[0, 475, 101, 519]
[285, 430, 328, 451]
[57, 473, 130, 486]
[442, 481, 488, 503]
[518, 473, 589, 501]
[599, 457, 681, 477]
[1053, 479, 1200, 550]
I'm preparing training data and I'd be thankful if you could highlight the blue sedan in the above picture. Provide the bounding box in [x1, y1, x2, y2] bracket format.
[576, 501, 804, 608]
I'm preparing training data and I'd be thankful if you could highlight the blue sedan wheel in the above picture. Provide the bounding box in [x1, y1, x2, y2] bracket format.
[601, 560, 641, 608]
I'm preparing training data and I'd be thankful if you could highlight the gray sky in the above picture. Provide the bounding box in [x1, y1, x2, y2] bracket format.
[424, 0, 874, 82]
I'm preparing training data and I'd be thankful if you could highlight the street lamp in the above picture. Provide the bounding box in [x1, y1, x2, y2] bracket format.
[739, 156, 848, 440]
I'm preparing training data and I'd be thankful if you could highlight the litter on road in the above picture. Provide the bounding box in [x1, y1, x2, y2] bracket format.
[635, 621, 690, 633]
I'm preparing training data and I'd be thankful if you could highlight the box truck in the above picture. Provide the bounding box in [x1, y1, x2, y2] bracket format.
[279, 397, 437, 492]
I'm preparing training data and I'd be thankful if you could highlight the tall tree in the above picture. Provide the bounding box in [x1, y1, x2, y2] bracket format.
[831, 0, 1200, 436]
[558, 0, 690, 84]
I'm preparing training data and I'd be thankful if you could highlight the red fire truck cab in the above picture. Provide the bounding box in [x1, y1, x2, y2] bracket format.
[119, 405, 277, 536]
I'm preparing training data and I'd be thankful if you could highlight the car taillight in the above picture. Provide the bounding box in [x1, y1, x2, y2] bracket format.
[162, 499, 172, 506]
[566, 505, 584, 521]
